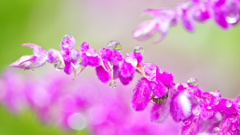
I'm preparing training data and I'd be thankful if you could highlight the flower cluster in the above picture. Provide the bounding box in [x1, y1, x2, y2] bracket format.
[10, 35, 147, 88]
[0, 69, 180, 134]
[133, 0, 240, 43]
[132, 65, 240, 135]
[10, 35, 240, 135]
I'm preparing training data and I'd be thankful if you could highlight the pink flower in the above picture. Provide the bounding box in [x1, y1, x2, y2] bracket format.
[132, 78, 151, 111]
[10, 44, 47, 70]
[133, 8, 177, 43]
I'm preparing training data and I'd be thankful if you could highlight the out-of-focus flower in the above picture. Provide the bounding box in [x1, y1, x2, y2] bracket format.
[133, 0, 240, 43]
[0, 68, 181, 134]
[133, 8, 177, 43]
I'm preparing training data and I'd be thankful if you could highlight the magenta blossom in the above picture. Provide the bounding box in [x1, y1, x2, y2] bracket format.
[9, 35, 240, 135]
[133, 0, 240, 43]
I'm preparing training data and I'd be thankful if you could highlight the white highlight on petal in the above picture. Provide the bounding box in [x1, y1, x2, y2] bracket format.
[86, 52, 98, 57]
[133, 21, 157, 37]
[68, 113, 87, 130]
[125, 55, 138, 67]
[178, 92, 192, 117]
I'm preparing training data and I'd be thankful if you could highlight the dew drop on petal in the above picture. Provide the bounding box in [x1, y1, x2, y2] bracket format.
[213, 127, 220, 134]
[63, 34, 71, 40]
[54, 59, 64, 71]
[226, 14, 239, 24]
[71, 58, 82, 69]
[134, 45, 144, 53]
[225, 100, 232, 108]
[107, 41, 122, 51]
[182, 120, 191, 126]
[76, 58, 82, 68]
[110, 80, 117, 88]
[187, 78, 199, 86]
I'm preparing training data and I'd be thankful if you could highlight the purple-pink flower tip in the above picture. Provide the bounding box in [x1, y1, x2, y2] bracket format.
[132, 78, 151, 111]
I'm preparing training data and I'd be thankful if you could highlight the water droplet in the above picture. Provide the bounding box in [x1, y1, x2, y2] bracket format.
[226, 14, 239, 24]
[134, 45, 144, 53]
[225, 100, 232, 108]
[30, 69, 34, 72]
[71, 58, 82, 69]
[182, 120, 191, 126]
[54, 59, 64, 71]
[109, 80, 116, 88]
[77, 58, 81, 65]
[63, 34, 71, 40]
[207, 106, 212, 110]
[76, 58, 82, 67]
[107, 41, 122, 51]
[187, 78, 199, 86]
[213, 127, 220, 134]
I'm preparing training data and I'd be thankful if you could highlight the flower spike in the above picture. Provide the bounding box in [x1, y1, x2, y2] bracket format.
[9, 35, 240, 135]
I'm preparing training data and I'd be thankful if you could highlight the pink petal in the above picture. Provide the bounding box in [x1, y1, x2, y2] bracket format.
[132, 78, 151, 111]
[181, 114, 204, 135]
[150, 95, 171, 123]
[170, 91, 192, 122]
[95, 61, 111, 83]
[47, 49, 58, 63]
[133, 20, 159, 41]
[21, 43, 46, 56]
[61, 35, 76, 52]
[10, 55, 45, 70]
